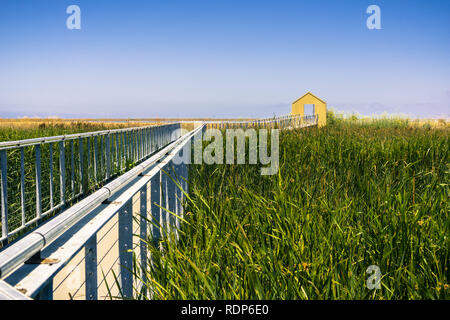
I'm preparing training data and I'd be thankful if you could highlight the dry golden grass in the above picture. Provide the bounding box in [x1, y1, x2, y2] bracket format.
[1, 116, 448, 132]
[408, 118, 449, 129]
[0, 118, 254, 134]
[0, 119, 167, 130]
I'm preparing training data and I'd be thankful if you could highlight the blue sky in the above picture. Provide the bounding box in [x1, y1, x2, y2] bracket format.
[0, 0, 449, 118]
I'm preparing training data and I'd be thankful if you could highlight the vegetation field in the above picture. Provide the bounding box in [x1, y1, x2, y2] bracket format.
[143, 120, 449, 299]
[0, 117, 448, 299]
[0, 120, 148, 141]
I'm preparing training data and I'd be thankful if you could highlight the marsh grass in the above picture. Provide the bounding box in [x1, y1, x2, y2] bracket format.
[137, 121, 449, 299]
[0, 122, 143, 244]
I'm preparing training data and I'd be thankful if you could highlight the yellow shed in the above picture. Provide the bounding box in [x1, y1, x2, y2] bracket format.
[291, 92, 327, 127]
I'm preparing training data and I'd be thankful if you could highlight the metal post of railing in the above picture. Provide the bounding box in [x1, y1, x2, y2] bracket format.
[59, 141, 66, 207]
[139, 184, 148, 294]
[35, 145, 42, 219]
[85, 234, 98, 300]
[20, 148, 26, 226]
[70, 140, 75, 196]
[144, 128, 148, 157]
[79, 137, 85, 195]
[167, 162, 176, 238]
[114, 133, 119, 171]
[160, 166, 168, 237]
[49, 144, 54, 209]
[150, 171, 161, 246]
[1, 150, 8, 240]
[140, 128, 144, 159]
[99, 136, 104, 180]
[118, 199, 133, 299]
[133, 130, 137, 162]
[141, 129, 145, 159]
[136, 129, 140, 161]
[151, 127, 155, 153]
[148, 128, 152, 154]
[156, 127, 160, 150]
[93, 136, 98, 184]
[149, 127, 153, 153]
[121, 132, 125, 170]
[87, 137, 91, 188]
[174, 160, 183, 241]
[133, 130, 136, 162]
[135, 129, 139, 161]
[125, 132, 129, 163]
[106, 133, 111, 180]
[36, 280, 52, 300]
[129, 130, 133, 162]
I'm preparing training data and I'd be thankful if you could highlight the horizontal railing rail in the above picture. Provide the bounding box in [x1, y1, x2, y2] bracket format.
[0, 123, 180, 245]
[205, 114, 318, 129]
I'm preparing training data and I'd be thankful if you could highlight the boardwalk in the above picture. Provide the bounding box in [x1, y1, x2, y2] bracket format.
[0, 115, 318, 300]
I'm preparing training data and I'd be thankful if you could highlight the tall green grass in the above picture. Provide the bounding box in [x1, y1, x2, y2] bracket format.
[139, 122, 449, 299]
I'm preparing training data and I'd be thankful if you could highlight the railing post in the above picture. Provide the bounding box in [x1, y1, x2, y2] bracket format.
[99, 136, 104, 179]
[150, 171, 161, 246]
[1, 150, 8, 240]
[59, 141, 66, 206]
[139, 185, 148, 295]
[167, 162, 176, 239]
[85, 234, 98, 300]
[115, 132, 120, 172]
[93, 136, 98, 185]
[36, 280, 53, 300]
[106, 133, 111, 180]
[49, 144, 54, 209]
[122, 132, 126, 170]
[174, 161, 182, 240]
[70, 140, 75, 196]
[118, 200, 133, 299]
[79, 138, 86, 195]
[145, 128, 149, 156]
[139, 129, 143, 160]
[132, 130, 136, 161]
[160, 167, 168, 237]
[157, 127, 161, 149]
[20, 147, 26, 227]
[150, 127, 153, 153]
[87, 137, 91, 188]
[127, 131, 131, 162]
[35, 145, 42, 219]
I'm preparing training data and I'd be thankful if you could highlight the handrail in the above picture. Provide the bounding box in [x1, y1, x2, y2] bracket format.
[0, 125, 203, 279]
[0, 123, 180, 244]
[0, 279, 31, 300]
[0, 123, 174, 150]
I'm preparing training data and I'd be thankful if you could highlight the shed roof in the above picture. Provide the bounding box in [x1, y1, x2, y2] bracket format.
[292, 92, 327, 105]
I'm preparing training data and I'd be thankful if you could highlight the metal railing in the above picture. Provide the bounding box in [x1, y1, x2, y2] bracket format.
[205, 114, 318, 129]
[0, 125, 202, 299]
[0, 123, 180, 245]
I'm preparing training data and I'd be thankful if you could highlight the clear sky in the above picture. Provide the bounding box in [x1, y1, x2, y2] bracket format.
[0, 0, 449, 118]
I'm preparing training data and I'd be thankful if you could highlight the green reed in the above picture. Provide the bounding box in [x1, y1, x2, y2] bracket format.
[138, 121, 449, 300]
